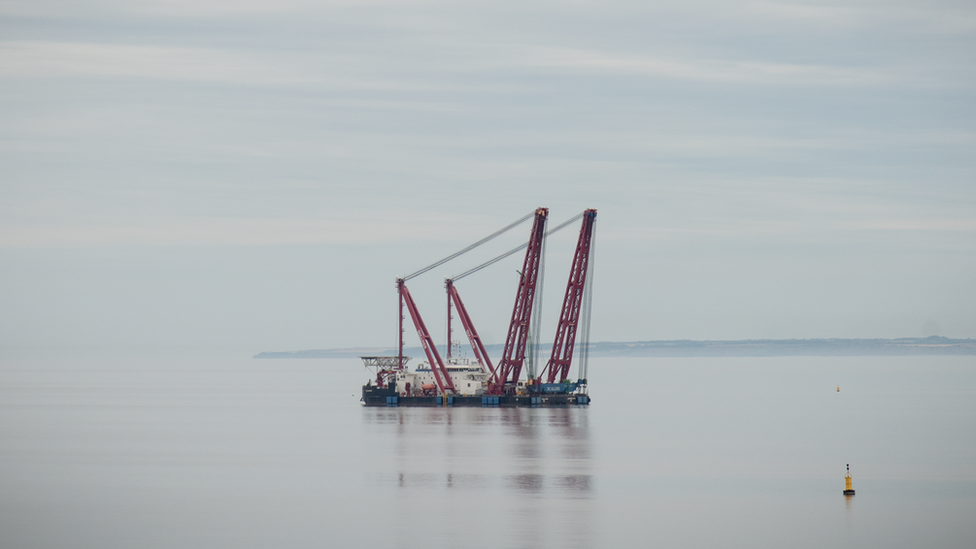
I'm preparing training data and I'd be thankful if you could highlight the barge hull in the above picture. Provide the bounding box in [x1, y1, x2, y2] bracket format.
[362, 394, 591, 407]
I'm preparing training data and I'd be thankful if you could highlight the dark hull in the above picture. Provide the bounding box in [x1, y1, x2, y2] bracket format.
[362, 392, 591, 407]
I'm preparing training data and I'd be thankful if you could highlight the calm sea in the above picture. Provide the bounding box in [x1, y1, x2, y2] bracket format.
[2, 351, 974, 548]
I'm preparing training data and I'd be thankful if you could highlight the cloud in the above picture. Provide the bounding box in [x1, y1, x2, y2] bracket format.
[0, 0, 360, 18]
[0, 208, 525, 248]
[0, 41, 352, 87]
[1, 38, 907, 90]
[744, 1, 976, 33]
[507, 45, 895, 87]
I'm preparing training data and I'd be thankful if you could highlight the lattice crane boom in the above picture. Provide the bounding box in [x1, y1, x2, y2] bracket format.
[446, 279, 496, 376]
[490, 207, 549, 394]
[397, 279, 456, 395]
[541, 209, 597, 384]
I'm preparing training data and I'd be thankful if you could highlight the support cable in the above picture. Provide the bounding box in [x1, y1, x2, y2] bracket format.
[451, 211, 586, 281]
[526, 228, 547, 380]
[578, 219, 596, 384]
[403, 211, 535, 281]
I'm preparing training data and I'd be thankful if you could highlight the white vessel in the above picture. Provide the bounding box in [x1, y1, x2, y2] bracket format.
[394, 342, 490, 396]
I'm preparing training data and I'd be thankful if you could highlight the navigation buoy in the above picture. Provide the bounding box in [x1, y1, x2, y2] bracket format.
[844, 464, 855, 496]
[836, 386, 840, 392]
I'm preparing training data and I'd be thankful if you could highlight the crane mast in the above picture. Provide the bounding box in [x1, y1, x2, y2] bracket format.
[445, 279, 496, 376]
[397, 278, 456, 395]
[489, 207, 549, 394]
[540, 209, 597, 384]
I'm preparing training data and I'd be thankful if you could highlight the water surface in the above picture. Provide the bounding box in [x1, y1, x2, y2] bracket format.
[1, 351, 974, 548]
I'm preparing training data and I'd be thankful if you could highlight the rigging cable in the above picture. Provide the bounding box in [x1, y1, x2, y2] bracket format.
[450, 211, 586, 282]
[577, 218, 596, 384]
[526, 222, 547, 380]
[402, 210, 536, 281]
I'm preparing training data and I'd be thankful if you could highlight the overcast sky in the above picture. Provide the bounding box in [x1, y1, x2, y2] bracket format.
[1, 0, 974, 353]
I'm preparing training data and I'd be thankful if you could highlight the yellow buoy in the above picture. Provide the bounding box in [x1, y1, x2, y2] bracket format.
[844, 464, 855, 496]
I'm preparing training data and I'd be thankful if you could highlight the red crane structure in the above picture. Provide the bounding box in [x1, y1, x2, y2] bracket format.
[445, 279, 496, 376]
[397, 278, 456, 395]
[488, 207, 549, 395]
[539, 208, 597, 384]
[384, 210, 538, 396]
[368, 207, 596, 404]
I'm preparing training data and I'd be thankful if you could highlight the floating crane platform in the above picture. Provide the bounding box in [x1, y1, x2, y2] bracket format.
[361, 351, 590, 407]
[362, 392, 591, 408]
[360, 208, 596, 408]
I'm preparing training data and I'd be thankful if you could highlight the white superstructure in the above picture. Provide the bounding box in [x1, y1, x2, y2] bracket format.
[394, 343, 490, 396]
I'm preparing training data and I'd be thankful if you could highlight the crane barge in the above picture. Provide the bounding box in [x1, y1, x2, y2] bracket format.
[361, 208, 596, 407]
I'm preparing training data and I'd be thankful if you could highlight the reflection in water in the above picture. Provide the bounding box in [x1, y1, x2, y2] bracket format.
[556, 474, 592, 491]
[377, 472, 593, 493]
[362, 407, 593, 547]
[508, 473, 544, 492]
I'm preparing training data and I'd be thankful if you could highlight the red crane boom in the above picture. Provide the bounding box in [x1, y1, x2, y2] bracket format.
[446, 279, 495, 376]
[490, 207, 549, 394]
[540, 209, 597, 384]
[397, 278, 456, 395]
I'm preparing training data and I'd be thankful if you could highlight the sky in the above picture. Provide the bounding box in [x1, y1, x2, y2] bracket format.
[1, 0, 974, 353]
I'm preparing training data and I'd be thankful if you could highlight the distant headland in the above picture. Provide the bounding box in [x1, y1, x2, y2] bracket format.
[254, 336, 976, 359]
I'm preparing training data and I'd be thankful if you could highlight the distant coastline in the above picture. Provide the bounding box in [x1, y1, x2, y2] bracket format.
[254, 336, 976, 359]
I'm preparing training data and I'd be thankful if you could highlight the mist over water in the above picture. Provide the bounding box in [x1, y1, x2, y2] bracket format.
[1, 351, 974, 548]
